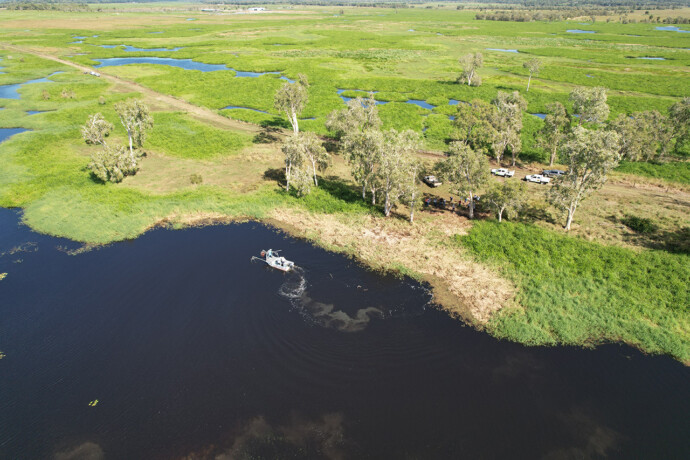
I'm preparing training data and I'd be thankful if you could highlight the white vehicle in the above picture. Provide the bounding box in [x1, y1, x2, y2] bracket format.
[423, 175, 442, 187]
[524, 174, 551, 184]
[491, 168, 515, 177]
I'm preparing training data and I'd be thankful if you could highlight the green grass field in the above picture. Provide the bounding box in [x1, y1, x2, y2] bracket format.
[0, 3, 688, 361]
[459, 221, 689, 362]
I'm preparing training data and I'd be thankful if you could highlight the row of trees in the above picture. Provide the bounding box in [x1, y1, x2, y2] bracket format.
[274, 68, 688, 231]
[458, 53, 540, 92]
[81, 99, 153, 183]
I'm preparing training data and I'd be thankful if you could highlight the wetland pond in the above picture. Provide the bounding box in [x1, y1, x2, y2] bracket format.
[0, 207, 689, 459]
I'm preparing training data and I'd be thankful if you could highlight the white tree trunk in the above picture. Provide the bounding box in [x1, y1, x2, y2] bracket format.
[549, 146, 557, 167]
[468, 192, 475, 219]
[384, 191, 391, 217]
[127, 129, 134, 156]
[527, 74, 532, 92]
[362, 182, 366, 200]
[285, 163, 291, 191]
[291, 112, 299, 135]
[498, 206, 504, 222]
[565, 203, 577, 230]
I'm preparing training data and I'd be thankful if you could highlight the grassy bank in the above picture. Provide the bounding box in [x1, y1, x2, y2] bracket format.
[458, 221, 690, 363]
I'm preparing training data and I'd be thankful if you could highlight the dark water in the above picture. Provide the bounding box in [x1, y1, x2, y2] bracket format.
[0, 208, 688, 459]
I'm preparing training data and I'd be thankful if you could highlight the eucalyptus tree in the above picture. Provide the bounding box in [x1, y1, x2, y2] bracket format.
[523, 58, 541, 92]
[537, 102, 570, 166]
[452, 99, 498, 152]
[327, 94, 383, 203]
[281, 134, 306, 192]
[438, 142, 489, 219]
[610, 110, 672, 161]
[569, 86, 609, 125]
[669, 97, 690, 152]
[458, 52, 483, 87]
[88, 144, 139, 184]
[378, 129, 420, 217]
[404, 158, 424, 223]
[547, 126, 621, 231]
[484, 180, 528, 222]
[491, 91, 527, 166]
[300, 131, 330, 186]
[274, 73, 309, 135]
[114, 99, 153, 157]
[326, 93, 381, 137]
[81, 113, 113, 146]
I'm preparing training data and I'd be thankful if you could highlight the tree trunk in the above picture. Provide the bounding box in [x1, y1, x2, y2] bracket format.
[371, 187, 376, 205]
[384, 191, 391, 217]
[311, 160, 318, 186]
[291, 112, 299, 135]
[127, 130, 134, 156]
[511, 150, 516, 166]
[565, 203, 577, 230]
[498, 206, 504, 222]
[468, 192, 475, 219]
[409, 191, 416, 223]
[285, 163, 291, 191]
[526, 74, 532, 92]
[361, 182, 366, 200]
[549, 146, 557, 167]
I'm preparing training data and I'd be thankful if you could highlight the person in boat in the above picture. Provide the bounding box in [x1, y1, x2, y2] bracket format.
[267, 249, 273, 258]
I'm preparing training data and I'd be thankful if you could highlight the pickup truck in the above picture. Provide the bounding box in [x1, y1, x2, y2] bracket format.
[542, 169, 565, 178]
[423, 175, 442, 187]
[524, 174, 551, 184]
[491, 168, 515, 178]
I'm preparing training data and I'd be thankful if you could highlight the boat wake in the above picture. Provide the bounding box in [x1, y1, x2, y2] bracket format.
[278, 267, 384, 333]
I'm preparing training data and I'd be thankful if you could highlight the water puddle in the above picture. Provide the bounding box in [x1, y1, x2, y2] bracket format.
[636, 56, 666, 60]
[655, 26, 690, 33]
[221, 105, 268, 113]
[405, 99, 435, 110]
[567, 29, 596, 34]
[486, 48, 519, 53]
[100, 45, 182, 52]
[531, 113, 546, 119]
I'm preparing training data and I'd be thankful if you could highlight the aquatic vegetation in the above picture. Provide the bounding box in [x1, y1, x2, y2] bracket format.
[0, 272, 6, 281]
[460, 221, 690, 362]
[88, 399, 99, 407]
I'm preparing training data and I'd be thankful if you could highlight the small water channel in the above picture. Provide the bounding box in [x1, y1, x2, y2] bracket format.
[0, 208, 688, 458]
[0, 127, 29, 142]
[486, 48, 519, 53]
[0, 72, 63, 100]
[93, 57, 294, 82]
[567, 29, 596, 34]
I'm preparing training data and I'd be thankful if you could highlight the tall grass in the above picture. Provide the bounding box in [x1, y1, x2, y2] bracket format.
[459, 221, 690, 362]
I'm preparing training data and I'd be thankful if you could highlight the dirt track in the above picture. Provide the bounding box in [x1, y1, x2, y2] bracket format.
[0, 44, 273, 135]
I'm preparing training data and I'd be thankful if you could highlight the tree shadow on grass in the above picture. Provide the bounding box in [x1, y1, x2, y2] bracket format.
[319, 175, 366, 204]
[253, 126, 281, 144]
[607, 215, 690, 255]
[260, 117, 290, 130]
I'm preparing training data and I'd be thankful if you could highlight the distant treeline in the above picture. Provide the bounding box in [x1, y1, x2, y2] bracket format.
[476, 10, 690, 23]
[3, 1, 90, 10]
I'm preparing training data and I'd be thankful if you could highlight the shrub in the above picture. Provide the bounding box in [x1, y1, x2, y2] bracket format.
[42, 90, 50, 100]
[621, 215, 658, 234]
[189, 173, 203, 185]
[88, 145, 140, 183]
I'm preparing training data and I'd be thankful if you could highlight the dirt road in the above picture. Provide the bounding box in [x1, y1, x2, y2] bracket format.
[0, 44, 274, 135]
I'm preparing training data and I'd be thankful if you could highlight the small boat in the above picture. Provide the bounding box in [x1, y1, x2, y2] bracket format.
[252, 249, 295, 272]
